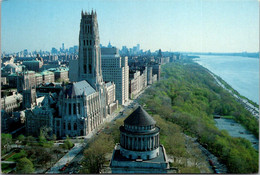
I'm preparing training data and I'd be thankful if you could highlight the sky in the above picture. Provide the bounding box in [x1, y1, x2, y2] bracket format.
[1, 0, 259, 53]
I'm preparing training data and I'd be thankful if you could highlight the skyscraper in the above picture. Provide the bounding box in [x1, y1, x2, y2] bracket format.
[78, 10, 103, 89]
[101, 47, 129, 105]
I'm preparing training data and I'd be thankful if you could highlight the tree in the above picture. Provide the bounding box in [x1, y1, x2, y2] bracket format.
[17, 135, 25, 145]
[1, 133, 12, 153]
[52, 134, 57, 141]
[25, 136, 36, 146]
[81, 133, 114, 173]
[63, 136, 74, 149]
[16, 157, 35, 173]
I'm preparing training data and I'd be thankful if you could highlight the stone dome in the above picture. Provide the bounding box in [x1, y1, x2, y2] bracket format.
[124, 106, 156, 127]
[119, 106, 160, 160]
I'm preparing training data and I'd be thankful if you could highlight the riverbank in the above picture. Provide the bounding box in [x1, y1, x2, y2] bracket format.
[139, 59, 258, 173]
[208, 71, 259, 119]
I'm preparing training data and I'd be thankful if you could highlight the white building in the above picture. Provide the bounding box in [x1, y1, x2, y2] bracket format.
[101, 47, 129, 105]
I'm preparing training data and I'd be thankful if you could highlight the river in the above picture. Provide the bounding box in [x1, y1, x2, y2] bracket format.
[194, 55, 259, 104]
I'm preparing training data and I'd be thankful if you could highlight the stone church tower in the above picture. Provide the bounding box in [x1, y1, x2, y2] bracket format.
[78, 10, 103, 89]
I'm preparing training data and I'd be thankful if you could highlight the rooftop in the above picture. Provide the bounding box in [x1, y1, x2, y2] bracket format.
[124, 106, 156, 126]
[65, 80, 96, 98]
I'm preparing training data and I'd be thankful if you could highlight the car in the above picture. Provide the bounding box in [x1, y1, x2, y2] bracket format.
[59, 166, 66, 171]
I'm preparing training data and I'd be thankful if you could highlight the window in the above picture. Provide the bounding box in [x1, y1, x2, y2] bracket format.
[78, 103, 81, 114]
[63, 122, 66, 129]
[69, 104, 71, 115]
[68, 123, 71, 130]
[73, 103, 76, 114]
[74, 123, 77, 130]
[57, 120, 60, 126]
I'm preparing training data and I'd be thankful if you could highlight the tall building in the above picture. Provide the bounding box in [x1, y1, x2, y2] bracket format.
[54, 10, 117, 138]
[77, 10, 103, 89]
[101, 47, 129, 105]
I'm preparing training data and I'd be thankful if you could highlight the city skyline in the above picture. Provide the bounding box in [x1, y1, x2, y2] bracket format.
[1, 0, 259, 53]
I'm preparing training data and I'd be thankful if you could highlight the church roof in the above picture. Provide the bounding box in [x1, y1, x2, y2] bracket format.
[65, 80, 96, 98]
[124, 106, 156, 126]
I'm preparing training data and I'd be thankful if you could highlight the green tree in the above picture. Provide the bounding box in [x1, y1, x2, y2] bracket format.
[15, 157, 35, 173]
[63, 136, 74, 149]
[17, 135, 25, 145]
[81, 133, 114, 173]
[1, 133, 12, 153]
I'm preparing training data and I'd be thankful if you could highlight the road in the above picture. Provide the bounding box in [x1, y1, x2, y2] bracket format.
[45, 85, 149, 174]
[210, 72, 259, 119]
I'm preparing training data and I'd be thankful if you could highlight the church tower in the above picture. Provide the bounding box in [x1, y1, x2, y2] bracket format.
[78, 10, 103, 89]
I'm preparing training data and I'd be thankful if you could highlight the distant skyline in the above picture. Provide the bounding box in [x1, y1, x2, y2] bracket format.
[1, 0, 259, 53]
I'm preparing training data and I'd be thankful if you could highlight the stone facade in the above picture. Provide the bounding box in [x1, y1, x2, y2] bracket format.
[54, 69, 69, 82]
[25, 95, 55, 136]
[77, 10, 103, 89]
[1, 92, 23, 114]
[57, 81, 102, 137]
[22, 60, 43, 72]
[41, 70, 55, 84]
[129, 69, 147, 99]
[105, 82, 118, 115]
[110, 106, 170, 173]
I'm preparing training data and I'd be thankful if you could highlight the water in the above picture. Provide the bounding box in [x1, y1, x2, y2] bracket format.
[194, 55, 259, 104]
[215, 118, 259, 150]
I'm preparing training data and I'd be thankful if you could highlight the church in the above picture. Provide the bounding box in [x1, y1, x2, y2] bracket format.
[110, 106, 170, 173]
[54, 10, 117, 138]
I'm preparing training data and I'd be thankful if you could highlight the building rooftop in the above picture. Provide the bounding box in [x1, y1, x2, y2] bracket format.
[124, 106, 156, 126]
[23, 60, 41, 63]
[65, 80, 96, 98]
[41, 70, 54, 75]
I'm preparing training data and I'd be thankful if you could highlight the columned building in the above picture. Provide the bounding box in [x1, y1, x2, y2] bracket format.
[110, 106, 170, 173]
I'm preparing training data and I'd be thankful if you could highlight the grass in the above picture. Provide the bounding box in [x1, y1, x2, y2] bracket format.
[5, 150, 26, 161]
[1, 163, 15, 173]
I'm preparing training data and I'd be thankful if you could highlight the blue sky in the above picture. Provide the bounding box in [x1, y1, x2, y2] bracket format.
[1, 0, 259, 53]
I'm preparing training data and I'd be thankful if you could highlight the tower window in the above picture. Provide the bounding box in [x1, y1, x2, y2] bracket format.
[83, 40, 85, 46]
[73, 103, 76, 114]
[89, 64, 92, 74]
[84, 65, 87, 74]
[78, 103, 81, 114]
[69, 104, 71, 115]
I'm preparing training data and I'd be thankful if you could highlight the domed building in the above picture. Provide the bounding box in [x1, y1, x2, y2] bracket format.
[110, 106, 170, 173]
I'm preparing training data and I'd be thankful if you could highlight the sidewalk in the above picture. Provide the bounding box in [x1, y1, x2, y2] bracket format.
[46, 143, 83, 174]
[46, 85, 149, 174]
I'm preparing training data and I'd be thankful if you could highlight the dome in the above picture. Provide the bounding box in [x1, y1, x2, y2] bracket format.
[124, 106, 156, 126]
